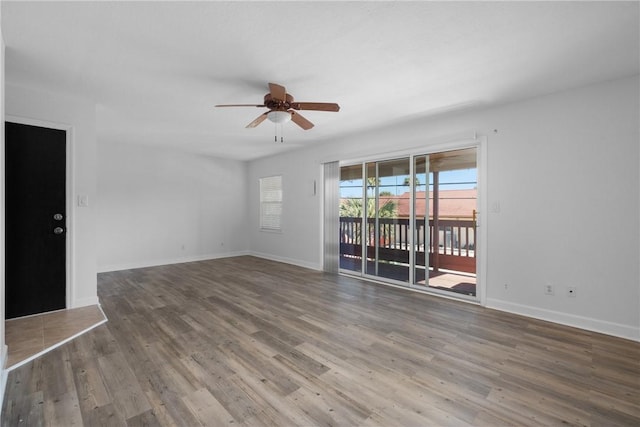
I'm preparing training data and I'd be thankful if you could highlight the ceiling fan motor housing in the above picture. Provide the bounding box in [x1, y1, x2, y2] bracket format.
[264, 93, 293, 111]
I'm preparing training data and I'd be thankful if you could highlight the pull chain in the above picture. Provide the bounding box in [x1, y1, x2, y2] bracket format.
[274, 123, 285, 143]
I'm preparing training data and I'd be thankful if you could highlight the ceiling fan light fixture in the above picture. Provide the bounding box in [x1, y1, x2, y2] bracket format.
[267, 110, 292, 124]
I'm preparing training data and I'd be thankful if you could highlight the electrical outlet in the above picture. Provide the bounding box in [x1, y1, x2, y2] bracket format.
[544, 284, 554, 295]
[567, 286, 577, 297]
[504, 283, 508, 290]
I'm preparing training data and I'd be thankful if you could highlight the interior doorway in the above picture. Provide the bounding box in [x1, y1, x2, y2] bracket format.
[5, 121, 67, 319]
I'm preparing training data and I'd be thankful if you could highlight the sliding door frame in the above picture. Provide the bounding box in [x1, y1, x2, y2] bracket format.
[338, 136, 488, 306]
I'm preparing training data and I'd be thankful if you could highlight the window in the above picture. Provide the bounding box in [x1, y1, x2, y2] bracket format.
[260, 175, 282, 230]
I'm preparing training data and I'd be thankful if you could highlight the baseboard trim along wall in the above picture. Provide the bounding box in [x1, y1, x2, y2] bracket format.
[97, 252, 638, 342]
[247, 254, 639, 342]
[249, 251, 322, 271]
[247, 255, 639, 342]
[486, 298, 640, 342]
[72, 296, 100, 309]
[97, 251, 250, 273]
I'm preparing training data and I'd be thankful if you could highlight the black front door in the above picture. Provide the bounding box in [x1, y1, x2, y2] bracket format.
[5, 121, 67, 319]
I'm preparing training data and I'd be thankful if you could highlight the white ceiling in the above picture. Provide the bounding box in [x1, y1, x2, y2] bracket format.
[2, 1, 639, 161]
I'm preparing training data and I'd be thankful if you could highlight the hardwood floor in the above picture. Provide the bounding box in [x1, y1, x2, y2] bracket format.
[2, 256, 639, 426]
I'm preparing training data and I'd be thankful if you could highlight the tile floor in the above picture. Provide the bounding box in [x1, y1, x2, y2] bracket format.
[5, 305, 107, 368]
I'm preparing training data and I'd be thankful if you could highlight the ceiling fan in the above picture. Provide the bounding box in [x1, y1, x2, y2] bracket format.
[215, 82, 340, 130]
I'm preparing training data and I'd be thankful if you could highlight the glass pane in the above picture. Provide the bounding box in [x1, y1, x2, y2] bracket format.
[339, 164, 363, 273]
[426, 148, 478, 296]
[366, 158, 411, 282]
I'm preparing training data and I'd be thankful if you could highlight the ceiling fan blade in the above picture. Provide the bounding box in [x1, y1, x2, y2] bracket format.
[215, 104, 265, 107]
[291, 102, 340, 112]
[268, 83, 287, 102]
[246, 112, 269, 128]
[290, 111, 314, 130]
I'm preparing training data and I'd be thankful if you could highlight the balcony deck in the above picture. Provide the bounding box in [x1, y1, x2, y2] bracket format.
[340, 216, 477, 297]
[340, 255, 476, 297]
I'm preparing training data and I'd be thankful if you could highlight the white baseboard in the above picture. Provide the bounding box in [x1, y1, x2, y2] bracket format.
[99, 255, 638, 342]
[97, 251, 250, 273]
[71, 296, 100, 308]
[249, 251, 322, 271]
[486, 298, 640, 342]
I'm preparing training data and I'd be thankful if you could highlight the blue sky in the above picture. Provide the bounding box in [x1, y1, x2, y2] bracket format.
[341, 168, 477, 197]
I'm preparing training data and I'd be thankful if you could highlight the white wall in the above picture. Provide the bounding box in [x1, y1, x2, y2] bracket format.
[248, 75, 640, 341]
[96, 142, 249, 271]
[248, 154, 323, 270]
[5, 83, 98, 309]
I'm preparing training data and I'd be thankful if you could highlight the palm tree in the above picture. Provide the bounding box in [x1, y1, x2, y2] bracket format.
[340, 197, 396, 218]
[341, 176, 397, 218]
[403, 177, 421, 187]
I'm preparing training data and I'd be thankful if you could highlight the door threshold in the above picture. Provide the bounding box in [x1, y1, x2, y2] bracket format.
[339, 271, 479, 304]
[5, 305, 107, 370]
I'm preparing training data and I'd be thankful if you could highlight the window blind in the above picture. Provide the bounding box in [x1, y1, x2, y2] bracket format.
[323, 162, 339, 273]
[260, 175, 282, 230]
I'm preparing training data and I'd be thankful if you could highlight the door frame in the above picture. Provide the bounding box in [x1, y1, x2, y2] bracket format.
[5, 115, 74, 312]
[338, 135, 488, 306]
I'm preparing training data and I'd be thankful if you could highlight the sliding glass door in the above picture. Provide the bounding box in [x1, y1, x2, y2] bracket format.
[418, 148, 478, 297]
[365, 159, 411, 283]
[339, 147, 478, 300]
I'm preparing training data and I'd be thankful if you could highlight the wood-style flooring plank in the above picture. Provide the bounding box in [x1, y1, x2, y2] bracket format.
[2, 256, 639, 426]
[97, 351, 152, 420]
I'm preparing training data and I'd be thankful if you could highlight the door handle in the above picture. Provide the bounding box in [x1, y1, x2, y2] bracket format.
[53, 227, 64, 235]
